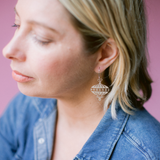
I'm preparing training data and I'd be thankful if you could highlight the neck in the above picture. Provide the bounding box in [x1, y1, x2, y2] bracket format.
[56, 89, 105, 131]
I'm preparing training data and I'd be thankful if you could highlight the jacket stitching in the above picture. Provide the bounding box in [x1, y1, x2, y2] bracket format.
[32, 99, 42, 114]
[15, 154, 23, 160]
[32, 99, 54, 117]
[41, 104, 49, 116]
[105, 114, 129, 160]
[123, 131, 154, 160]
[42, 121, 50, 160]
[33, 125, 38, 160]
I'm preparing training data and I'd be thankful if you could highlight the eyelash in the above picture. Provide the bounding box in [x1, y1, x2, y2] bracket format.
[12, 23, 20, 28]
[33, 37, 51, 46]
[33, 35, 52, 46]
[12, 23, 51, 46]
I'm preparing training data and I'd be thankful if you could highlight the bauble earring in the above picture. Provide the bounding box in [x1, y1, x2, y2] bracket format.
[90, 67, 109, 101]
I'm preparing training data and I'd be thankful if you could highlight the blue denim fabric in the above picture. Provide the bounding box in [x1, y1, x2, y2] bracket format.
[0, 93, 160, 160]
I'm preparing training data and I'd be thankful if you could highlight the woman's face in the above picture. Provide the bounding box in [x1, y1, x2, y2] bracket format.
[3, 0, 98, 99]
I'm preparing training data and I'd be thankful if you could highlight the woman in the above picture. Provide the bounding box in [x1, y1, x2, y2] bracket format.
[1, 0, 160, 159]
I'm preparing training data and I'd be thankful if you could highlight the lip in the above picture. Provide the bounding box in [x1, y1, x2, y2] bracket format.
[12, 70, 34, 83]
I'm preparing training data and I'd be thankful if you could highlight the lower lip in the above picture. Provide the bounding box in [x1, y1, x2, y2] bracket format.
[12, 71, 34, 83]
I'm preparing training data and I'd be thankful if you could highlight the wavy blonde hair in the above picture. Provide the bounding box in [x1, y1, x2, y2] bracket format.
[59, 0, 152, 118]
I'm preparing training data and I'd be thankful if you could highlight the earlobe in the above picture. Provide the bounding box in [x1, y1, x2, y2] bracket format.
[94, 38, 119, 73]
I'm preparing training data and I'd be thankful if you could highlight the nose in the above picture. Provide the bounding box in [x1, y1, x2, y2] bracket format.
[3, 32, 26, 61]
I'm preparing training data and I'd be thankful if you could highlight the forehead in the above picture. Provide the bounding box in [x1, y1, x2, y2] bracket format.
[16, 0, 73, 31]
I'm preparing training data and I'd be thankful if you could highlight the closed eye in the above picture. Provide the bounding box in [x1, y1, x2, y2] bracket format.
[33, 34, 53, 46]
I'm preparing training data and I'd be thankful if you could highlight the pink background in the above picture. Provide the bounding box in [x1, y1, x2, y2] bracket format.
[0, 0, 160, 121]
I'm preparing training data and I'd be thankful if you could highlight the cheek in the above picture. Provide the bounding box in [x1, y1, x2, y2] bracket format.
[33, 57, 65, 81]
[37, 57, 59, 74]
[30, 49, 76, 82]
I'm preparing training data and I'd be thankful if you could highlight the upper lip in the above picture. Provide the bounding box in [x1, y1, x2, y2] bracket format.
[13, 70, 32, 78]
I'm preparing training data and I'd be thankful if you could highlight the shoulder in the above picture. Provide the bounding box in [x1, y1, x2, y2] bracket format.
[0, 93, 42, 137]
[0, 93, 38, 127]
[1, 92, 57, 119]
[0, 93, 57, 159]
[2, 92, 39, 116]
[0, 92, 57, 141]
[122, 108, 160, 159]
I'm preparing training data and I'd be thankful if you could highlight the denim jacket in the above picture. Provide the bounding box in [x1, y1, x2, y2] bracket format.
[0, 93, 160, 160]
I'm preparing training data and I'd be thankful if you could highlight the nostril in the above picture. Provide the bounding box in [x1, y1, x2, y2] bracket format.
[3, 45, 18, 60]
[8, 56, 14, 60]
[2, 47, 12, 59]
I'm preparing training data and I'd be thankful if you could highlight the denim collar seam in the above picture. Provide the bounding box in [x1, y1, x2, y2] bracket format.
[104, 114, 130, 159]
[123, 131, 155, 160]
[32, 98, 56, 117]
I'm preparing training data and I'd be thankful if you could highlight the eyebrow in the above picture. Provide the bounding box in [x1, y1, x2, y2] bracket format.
[14, 7, 59, 34]
[28, 20, 59, 34]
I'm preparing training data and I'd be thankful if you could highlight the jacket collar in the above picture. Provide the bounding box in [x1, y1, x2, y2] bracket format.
[32, 97, 129, 160]
[32, 97, 57, 118]
[75, 102, 129, 160]
[32, 97, 57, 160]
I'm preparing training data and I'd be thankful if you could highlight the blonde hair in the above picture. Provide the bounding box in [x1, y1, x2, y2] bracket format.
[59, 0, 152, 118]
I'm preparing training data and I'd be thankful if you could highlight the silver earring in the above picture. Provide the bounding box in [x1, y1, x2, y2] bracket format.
[90, 67, 109, 101]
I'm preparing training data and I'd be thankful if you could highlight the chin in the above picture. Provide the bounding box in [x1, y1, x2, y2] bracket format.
[17, 82, 41, 97]
[17, 82, 59, 99]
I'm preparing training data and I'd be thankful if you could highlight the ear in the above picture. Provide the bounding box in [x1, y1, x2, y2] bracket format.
[94, 38, 119, 73]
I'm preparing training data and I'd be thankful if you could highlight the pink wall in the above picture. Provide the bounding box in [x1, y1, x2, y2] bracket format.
[0, 0, 160, 121]
[144, 0, 160, 121]
[0, 0, 19, 114]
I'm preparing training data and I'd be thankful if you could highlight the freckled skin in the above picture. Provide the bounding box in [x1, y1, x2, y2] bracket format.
[3, 0, 99, 99]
